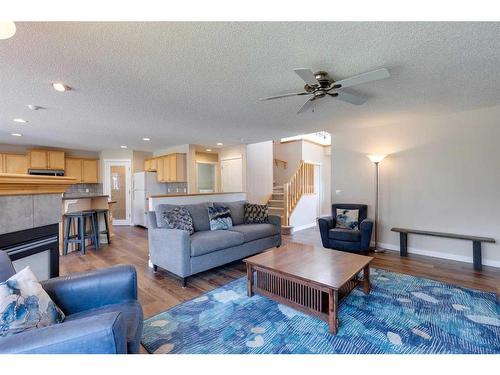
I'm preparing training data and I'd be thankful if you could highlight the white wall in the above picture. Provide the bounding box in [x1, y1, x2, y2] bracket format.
[301, 141, 331, 216]
[246, 141, 273, 204]
[273, 141, 302, 185]
[331, 104, 500, 267]
[219, 144, 247, 192]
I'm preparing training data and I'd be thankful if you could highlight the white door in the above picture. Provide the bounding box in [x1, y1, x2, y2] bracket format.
[104, 160, 132, 226]
[221, 157, 243, 192]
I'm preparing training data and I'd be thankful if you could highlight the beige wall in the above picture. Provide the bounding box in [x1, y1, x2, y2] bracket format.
[246, 141, 273, 204]
[331, 104, 500, 267]
[132, 150, 153, 173]
[273, 141, 302, 185]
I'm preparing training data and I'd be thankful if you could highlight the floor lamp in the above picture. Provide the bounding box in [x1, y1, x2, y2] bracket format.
[366, 154, 387, 252]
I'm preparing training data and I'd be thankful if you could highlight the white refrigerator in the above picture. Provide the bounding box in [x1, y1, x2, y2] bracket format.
[133, 172, 167, 227]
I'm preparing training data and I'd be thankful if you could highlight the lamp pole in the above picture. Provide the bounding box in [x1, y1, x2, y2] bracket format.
[366, 154, 387, 253]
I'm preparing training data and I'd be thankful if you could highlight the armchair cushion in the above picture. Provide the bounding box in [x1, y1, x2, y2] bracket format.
[328, 228, 362, 242]
[0, 267, 65, 337]
[190, 230, 244, 257]
[335, 208, 359, 230]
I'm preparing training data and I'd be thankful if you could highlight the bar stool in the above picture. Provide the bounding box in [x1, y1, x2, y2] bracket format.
[93, 208, 111, 248]
[63, 210, 99, 255]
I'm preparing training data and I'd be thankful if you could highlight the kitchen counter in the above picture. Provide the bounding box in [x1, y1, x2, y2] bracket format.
[62, 194, 109, 200]
[149, 191, 244, 198]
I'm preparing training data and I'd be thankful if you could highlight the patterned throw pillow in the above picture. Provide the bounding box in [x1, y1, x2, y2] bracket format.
[244, 203, 269, 224]
[208, 206, 233, 231]
[162, 207, 194, 235]
[335, 209, 359, 230]
[0, 267, 65, 337]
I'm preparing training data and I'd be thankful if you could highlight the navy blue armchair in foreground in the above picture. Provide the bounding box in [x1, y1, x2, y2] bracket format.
[0, 251, 143, 354]
[318, 204, 373, 254]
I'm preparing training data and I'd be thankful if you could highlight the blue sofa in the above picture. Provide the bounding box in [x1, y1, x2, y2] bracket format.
[148, 201, 281, 286]
[0, 251, 143, 354]
[318, 203, 373, 254]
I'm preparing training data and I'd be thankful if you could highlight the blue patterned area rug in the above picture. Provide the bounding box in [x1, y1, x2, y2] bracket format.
[141, 269, 500, 354]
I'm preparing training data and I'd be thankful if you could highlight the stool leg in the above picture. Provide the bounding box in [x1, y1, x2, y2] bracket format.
[63, 216, 71, 256]
[91, 213, 99, 250]
[79, 216, 86, 254]
[104, 212, 111, 244]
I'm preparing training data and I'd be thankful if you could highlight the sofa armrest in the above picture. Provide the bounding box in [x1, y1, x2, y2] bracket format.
[318, 216, 335, 248]
[0, 312, 127, 354]
[359, 218, 374, 252]
[268, 214, 281, 229]
[41, 265, 138, 315]
[148, 227, 191, 278]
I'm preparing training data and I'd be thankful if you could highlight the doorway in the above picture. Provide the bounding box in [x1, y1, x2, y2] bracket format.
[103, 159, 132, 225]
[196, 162, 217, 193]
[221, 156, 243, 192]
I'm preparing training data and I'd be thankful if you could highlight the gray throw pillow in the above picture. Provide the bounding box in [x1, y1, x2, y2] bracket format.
[244, 203, 269, 224]
[335, 209, 359, 230]
[162, 207, 194, 234]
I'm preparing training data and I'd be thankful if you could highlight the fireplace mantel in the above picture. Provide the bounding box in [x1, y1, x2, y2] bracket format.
[0, 174, 76, 196]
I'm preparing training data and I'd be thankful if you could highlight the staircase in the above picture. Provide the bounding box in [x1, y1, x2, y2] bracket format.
[268, 160, 315, 235]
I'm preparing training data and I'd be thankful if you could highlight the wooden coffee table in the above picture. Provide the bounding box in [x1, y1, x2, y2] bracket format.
[244, 244, 373, 334]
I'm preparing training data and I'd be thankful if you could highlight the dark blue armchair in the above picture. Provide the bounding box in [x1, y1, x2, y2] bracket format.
[318, 204, 373, 254]
[0, 251, 143, 354]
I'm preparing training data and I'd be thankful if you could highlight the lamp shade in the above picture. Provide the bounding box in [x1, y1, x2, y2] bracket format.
[367, 154, 387, 163]
[0, 21, 16, 40]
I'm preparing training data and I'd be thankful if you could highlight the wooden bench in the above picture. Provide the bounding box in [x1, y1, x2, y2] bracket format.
[391, 227, 495, 271]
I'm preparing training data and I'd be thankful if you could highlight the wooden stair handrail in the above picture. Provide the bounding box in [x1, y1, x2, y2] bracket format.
[280, 160, 315, 226]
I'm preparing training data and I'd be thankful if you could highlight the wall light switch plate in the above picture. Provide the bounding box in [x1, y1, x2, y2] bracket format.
[85, 188, 89, 193]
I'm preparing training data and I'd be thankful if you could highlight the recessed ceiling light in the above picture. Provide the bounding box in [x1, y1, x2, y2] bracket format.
[13, 118, 28, 123]
[26, 105, 44, 111]
[120, 145, 127, 149]
[142, 137, 151, 141]
[0, 21, 16, 40]
[52, 82, 72, 92]
[206, 149, 212, 152]
[216, 142, 223, 146]
[10, 133, 22, 137]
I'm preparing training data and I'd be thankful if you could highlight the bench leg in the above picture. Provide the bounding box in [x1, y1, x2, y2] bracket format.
[472, 241, 482, 271]
[400, 233, 408, 257]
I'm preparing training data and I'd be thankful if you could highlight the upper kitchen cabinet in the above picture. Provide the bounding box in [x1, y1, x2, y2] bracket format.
[65, 158, 99, 183]
[144, 158, 158, 172]
[156, 153, 186, 183]
[28, 150, 65, 170]
[0, 153, 28, 174]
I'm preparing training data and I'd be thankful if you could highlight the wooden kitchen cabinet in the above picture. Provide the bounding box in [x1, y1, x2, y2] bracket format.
[65, 158, 83, 182]
[156, 153, 186, 182]
[28, 150, 65, 170]
[65, 158, 99, 183]
[3, 154, 28, 174]
[144, 158, 158, 172]
[82, 159, 98, 183]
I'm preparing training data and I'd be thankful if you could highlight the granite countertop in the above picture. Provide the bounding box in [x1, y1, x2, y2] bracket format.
[62, 194, 110, 200]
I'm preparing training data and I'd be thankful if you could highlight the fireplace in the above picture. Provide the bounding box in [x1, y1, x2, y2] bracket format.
[0, 224, 59, 280]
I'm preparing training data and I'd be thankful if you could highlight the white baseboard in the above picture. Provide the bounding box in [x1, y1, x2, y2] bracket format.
[377, 241, 500, 268]
[292, 222, 317, 233]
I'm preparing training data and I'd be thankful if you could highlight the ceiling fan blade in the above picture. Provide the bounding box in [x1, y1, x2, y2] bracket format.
[293, 68, 319, 86]
[297, 97, 315, 114]
[334, 68, 390, 89]
[259, 92, 309, 101]
[332, 91, 368, 105]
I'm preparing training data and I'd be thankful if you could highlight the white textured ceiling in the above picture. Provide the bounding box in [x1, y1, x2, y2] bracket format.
[1, 22, 500, 152]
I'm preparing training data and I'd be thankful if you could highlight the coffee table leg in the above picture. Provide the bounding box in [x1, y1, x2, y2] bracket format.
[363, 265, 370, 294]
[246, 263, 254, 297]
[328, 289, 338, 334]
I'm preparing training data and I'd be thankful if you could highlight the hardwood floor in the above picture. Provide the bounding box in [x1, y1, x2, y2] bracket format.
[59, 225, 500, 323]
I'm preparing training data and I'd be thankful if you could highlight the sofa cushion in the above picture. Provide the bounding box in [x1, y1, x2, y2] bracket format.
[64, 301, 142, 354]
[228, 223, 280, 243]
[0, 267, 65, 337]
[335, 208, 359, 230]
[214, 201, 246, 225]
[190, 230, 244, 257]
[244, 203, 269, 224]
[155, 202, 213, 232]
[208, 206, 233, 230]
[162, 207, 194, 234]
[328, 228, 361, 242]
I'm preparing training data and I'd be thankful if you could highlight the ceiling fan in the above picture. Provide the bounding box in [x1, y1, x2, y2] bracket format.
[259, 68, 390, 114]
